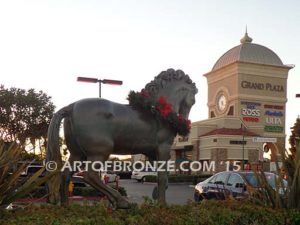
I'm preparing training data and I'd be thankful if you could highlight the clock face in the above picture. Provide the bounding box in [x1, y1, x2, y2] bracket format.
[217, 94, 227, 112]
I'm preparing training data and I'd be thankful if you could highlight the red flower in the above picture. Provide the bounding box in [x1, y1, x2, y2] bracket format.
[158, 96, 172, 118]
[128, 91, 191, 135]
[158, 96, 167, 105]
[160, 105, 172, 117]
[178, 114, 184, 122]
[186, 120, 191, 130]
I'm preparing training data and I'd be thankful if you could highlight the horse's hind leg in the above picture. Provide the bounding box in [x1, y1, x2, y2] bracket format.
[60, 154, 81, 204]
[83, 154, 130, 209]
[61, 117, 83, 204]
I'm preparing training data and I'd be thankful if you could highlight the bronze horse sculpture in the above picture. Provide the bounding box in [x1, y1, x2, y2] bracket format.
[46, 68, 197, 208]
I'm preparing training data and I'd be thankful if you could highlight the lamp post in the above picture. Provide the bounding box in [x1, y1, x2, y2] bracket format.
[241, 124, 246, 170]
[77, 77, 123, 98]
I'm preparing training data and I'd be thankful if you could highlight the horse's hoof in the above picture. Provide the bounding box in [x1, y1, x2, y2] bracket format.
[116, 198, 130, 209]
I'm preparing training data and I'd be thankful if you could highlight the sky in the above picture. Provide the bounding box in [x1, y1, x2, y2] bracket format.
[1, 0, 300, 147]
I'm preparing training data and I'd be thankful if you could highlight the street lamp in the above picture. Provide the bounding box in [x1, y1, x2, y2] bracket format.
[77, 77, 123, 98]
[241, 123, 246, 170]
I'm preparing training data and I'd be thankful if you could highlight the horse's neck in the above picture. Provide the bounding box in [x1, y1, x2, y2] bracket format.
[155, 89, 181, 112]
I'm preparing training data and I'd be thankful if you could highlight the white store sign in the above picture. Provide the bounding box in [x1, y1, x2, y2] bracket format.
[265, 117, 282, 125]
[253, 137, 277, 143]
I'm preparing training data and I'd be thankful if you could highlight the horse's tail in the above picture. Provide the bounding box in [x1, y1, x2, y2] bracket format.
[46, 104, 73, 204]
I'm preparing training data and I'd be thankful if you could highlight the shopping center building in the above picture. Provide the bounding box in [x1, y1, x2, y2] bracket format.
[171, 32, 294, 173]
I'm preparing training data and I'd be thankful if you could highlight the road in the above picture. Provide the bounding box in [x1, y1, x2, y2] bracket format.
[119, 179, 194, 205]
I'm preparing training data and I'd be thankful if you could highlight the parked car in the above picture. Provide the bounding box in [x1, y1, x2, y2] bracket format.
[131, 168, 157, 182]
[194, 171, 287, 202]
[116, 171, 132, 179]
[20, 164, 45, 177]
[101, 170, 117, 183]
[74, 170, 117, 183]
[71, 175, 90, 187]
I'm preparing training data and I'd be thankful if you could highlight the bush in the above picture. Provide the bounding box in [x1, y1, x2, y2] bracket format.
[0, 141, 54, 209]
[73, 187, 103, 197]
[144, 175, 157, 182]
[1, 200, 300, 225]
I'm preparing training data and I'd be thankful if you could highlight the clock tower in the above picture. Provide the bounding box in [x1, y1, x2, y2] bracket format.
[171, 32, 294, 173]
[202, 32, 293, 168]
[205, 32, 292, 135]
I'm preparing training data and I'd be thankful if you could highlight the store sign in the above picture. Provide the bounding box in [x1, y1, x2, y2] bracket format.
[266, 117, 282, 125]
[241, 81, 284, 92]
[264, 126, 284, 133]
[264, 105, 284, 110]
[253, 137, 277, 143]
[241, 108, 260, 117]
[243, 117, 259, 122]
[241, 102, 261, 122]
[252, 137, 277, 143]
[265, 110, 283, 117]
[241, 101, 261, 109]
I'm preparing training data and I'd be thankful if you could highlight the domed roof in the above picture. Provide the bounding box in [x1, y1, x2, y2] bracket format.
[212, 32, 283, 71]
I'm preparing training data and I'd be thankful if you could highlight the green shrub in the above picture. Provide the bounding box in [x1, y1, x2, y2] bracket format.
[144, 175, 157, 182]
[73, 187, 103, 197]
[25, 186, 47, 198]
[0, 141, 55, 209]
[1, 200, 300, 225]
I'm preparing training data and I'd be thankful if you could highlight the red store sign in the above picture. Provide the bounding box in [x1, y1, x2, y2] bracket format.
[243, 117, 259, 122]
[264, 104, 284, 110]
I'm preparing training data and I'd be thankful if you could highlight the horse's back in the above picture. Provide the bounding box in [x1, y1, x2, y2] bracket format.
[66, 98, 156, 154]
[71, 98, 133, 131]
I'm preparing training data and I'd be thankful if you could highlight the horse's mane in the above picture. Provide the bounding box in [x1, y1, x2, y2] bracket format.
[144, 69, 198, 96]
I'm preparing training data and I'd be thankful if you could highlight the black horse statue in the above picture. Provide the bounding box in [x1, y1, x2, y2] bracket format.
[46, 68, 197, 208]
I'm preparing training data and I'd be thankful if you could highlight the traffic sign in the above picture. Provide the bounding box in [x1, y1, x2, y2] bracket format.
[252, 137, 277, 143]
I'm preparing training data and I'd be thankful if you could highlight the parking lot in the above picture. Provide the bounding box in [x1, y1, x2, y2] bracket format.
[119, 179, 194, 205]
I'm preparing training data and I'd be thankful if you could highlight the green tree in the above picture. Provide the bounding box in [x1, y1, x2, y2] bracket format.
[0, 85, 55, 155]
[289, 117, 300, 156]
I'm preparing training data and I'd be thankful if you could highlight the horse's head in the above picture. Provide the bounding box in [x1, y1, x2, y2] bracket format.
[178, 89, 196, 120]
[144, 69, 198, 120]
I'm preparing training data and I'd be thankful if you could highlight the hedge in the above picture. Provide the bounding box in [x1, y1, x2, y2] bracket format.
[1, 200, 299, 225]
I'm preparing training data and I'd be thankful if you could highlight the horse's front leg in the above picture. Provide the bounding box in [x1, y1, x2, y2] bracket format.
[156, 143, 171, 204]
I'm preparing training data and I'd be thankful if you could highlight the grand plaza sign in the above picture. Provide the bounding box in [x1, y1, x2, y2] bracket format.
[241, 81, 284, 92]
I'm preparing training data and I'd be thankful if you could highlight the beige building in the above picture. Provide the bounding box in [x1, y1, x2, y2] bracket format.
[171, 32, 294, 173]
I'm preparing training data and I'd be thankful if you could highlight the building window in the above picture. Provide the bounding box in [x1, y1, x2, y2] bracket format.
[178, 136, 189, 142]
[175, 150, 193, 174]
[210, 111, 215, 118]
[229, 140, 247, 145]
[227, 106, 234, 116]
